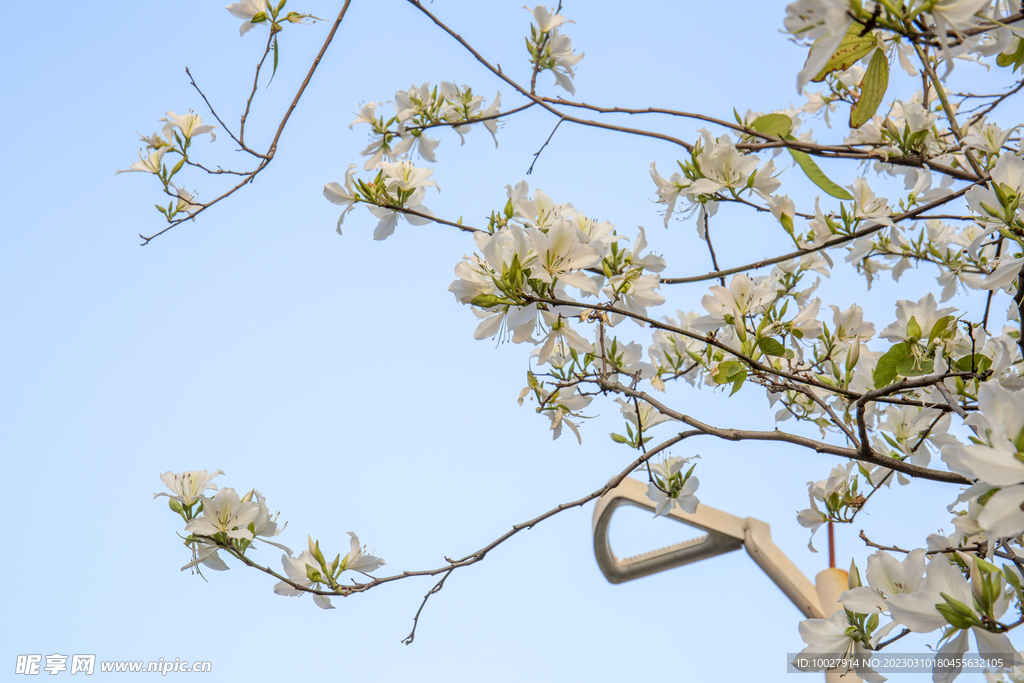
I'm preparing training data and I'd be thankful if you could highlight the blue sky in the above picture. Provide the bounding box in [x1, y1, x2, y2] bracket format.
[3, 1, 1019, 680]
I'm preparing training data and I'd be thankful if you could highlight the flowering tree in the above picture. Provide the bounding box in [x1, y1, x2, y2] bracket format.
[124, 0, 1024, 679]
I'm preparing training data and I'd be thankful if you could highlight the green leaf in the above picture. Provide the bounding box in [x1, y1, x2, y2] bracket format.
[757, 337, 787, 357]
[896, 355, 933, 377]
[787, 139, 853, 200]
[749, 114, 792, 138]
[873, 342, 911, 388]
[610, 433, 629, 444]
[729, 372, 746, 396]
[269, 38, 280, 87]
[996, 38, 1024, 72]
[850, 48, 889, 129]
[812, 26, 878, 82]
[955, 354, 992, 374]
[928, 315, 956, 342]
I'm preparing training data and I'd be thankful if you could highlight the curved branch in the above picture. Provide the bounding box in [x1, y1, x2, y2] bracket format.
[595, 379, 971, 485]
[141, 0, 354, 245]
[660, 182, 978, 285]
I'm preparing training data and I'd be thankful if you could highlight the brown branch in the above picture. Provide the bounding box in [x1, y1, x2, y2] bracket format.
[538, 96, 980, 181]
[527, 118, 563, 175]
[401, 569, 453, 645]
[186, 67, 260, 157]
[195, 430, 702, 641]
[523, 292, 984, 414]
[702, 210, 726, 287]
[405, 0, 695, 152]
[912, 42, 985, 178]
[660, 183, 978, 285]
[239, 28, 277, 148]
[407, 102, 536, 134]
[140, 0, 353, 245]
[595, 378, 970, 484]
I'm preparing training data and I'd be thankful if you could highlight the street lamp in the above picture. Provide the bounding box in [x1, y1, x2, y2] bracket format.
[592, 477, 858, 682]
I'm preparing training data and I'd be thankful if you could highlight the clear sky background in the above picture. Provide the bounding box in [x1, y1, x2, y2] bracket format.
[2, 1, 1019, 680]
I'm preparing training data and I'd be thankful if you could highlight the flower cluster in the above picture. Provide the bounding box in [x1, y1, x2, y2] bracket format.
[155, 470, 382, 609]
[524, 5, 584, 94]
[348, 81, 503, 170]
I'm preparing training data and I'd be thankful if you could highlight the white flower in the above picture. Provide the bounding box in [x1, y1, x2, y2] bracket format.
[615, 397, 674, 433]
[154, 469, 224, 506]
[927, 0, 991, 27]
[967, 153, 1024, 227]
[850, 177, 895, 228]
[339, 531, 385, 574]
[479, 91, 503, 146]
[541, 30, 584, 94]
[942, 382, 1024, 538]
[796, 496, 828, 551]
[184, 488, 260, 541]
[323, 164, 359, 234]
[115, 146, 170, 175]
[172, 186, 201, 217]
[688, 130, 759, 196]
[888, 557, 1015, 682]
[226, 0, 268, 36]
[534, 311, 593, 365]
[692, 274, 775, 337]
[159, 111, 216, 142]
[273, 533, 383, 610]
[180, 539, 230, 572]
[394, 82, 436, 123]
[380, 160, 437, 193]
[540, 385, 592, 443]
[643, 455, 700, 517]
[839, 549, 927, 613]
[602, 272, 666, 325]
[790, 298, 824, 339]
[879, 293, 957, 342]
[650, 162, 693, 228]
[879, 405, 948, 461]
[792, 610, 887, 682]
[524, 5, 572, 33]
[831, 303, 875, 346]
[250, 491, 291, 553]
[797, 462, 855, 551]
[274, 549, 335, 609]
[963, 123, 1020, 155]
[526, 218, 602, 295]
[366, 161, 440, 240]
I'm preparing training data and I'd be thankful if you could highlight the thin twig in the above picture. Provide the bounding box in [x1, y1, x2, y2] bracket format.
[140, 0, 353, 245]
[401, 569, 453, 645]
[527, 118, 563, 175]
